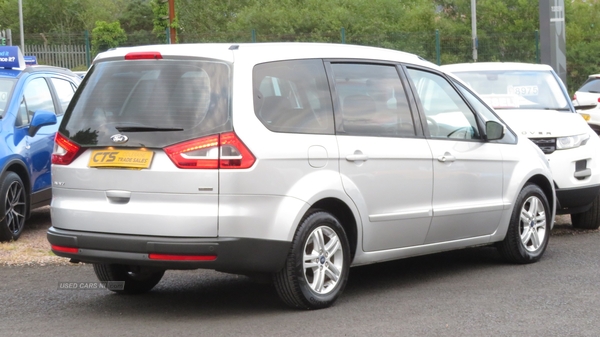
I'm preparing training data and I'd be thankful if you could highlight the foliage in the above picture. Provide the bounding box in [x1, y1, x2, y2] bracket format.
[118, 0, 160, 46]
[91, 20, 127, 56]
[151, 0, 178, 42]
[565, 0, 600, 92]
[0, 0, 599, 91]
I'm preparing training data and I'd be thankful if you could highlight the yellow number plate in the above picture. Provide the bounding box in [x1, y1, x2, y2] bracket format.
[88, 149, 154, 169]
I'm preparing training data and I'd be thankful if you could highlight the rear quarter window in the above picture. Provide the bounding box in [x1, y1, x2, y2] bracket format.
[253, 59, 334, 135]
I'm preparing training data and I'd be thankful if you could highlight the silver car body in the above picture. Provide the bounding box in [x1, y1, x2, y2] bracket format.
[49, 44, 555, 273]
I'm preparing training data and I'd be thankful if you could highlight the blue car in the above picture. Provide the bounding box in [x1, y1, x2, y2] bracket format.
[0, 47, 80, 241]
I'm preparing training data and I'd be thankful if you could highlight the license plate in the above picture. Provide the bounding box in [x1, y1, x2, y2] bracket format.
[88, 149, 154, 169]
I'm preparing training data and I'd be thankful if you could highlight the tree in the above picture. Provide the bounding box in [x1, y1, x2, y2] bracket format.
[565, 0, 600, 92]
[91, 20, 127, 56]
[151, 0, 176, 42]
[176, 0, 250, 42]
[118, 0, 158, 46]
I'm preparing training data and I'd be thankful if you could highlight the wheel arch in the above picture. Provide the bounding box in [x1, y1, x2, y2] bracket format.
[0, 159, 32, 217]
[307, 198, 358, 262]
[526, 173, 555, 213]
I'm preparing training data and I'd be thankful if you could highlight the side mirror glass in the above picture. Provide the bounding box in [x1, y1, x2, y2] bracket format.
[486, 120, 505, 141]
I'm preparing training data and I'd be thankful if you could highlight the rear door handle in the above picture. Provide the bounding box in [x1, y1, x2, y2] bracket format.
[346, 154, 369, 162]
[437, 153, 455, 163]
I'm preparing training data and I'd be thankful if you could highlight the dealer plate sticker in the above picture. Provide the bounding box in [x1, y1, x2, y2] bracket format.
[88, 149, 154, 169]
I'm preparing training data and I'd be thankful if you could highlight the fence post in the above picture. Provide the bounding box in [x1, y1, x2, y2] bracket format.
[84, 30, 91, 67]
[341, 27, 346, 44]
[251, 29, 256, 43]
[535, 30, 540, 64]
[435, 30, 441, 66]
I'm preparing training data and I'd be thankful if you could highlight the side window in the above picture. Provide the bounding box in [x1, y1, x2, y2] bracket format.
[50, 77, 76, 114]
[253, 59, 334, 134]
[16, 99, 28, 127]
[406, 68, 481, 140]
[455, 81, 517, 143]
[17, 78, 55, 127]
[331, 63, 415, 137]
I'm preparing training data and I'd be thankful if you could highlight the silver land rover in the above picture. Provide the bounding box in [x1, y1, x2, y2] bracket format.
[48, 43, 555, 309]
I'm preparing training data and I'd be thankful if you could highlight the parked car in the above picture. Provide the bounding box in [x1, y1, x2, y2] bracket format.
[48, 43, 555, 309]
[72, 71, 87, 79]
[443, 62, 600, 230]
[572, 74, 600, 134]
[0, 46, 81, 241]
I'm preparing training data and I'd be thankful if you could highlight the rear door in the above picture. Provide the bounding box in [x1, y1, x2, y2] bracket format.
[327, 61, 433, 252]
[53, 58, 231, 237]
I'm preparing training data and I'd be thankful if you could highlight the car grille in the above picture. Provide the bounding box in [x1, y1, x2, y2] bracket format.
[530, 138, 556, 154]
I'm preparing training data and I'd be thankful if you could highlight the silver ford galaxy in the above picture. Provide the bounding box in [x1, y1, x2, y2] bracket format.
[48, 43, 555, 309]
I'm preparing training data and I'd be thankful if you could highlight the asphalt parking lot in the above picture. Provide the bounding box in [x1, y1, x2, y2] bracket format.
[1, 210, 599, 336]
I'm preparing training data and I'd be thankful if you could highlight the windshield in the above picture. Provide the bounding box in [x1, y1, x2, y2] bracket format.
[452, 70, 569, 111]
[0, 78, 17, 117]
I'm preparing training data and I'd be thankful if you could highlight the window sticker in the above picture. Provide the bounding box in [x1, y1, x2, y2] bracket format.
[480, 94, 519, 109]
[508, 85, 539, 96]
[0, 91, 7, 102]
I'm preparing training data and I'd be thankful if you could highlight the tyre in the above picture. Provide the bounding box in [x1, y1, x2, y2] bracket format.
[0, 172, 27, 242]
[274, 211, 351, 310]
[497, 184, 551, 264]
[571, 193, 600, 230]
[93, 264, 165, 294]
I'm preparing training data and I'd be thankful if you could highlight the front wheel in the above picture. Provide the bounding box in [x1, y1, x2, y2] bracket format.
[571, 193, 600, 230]
[0, 172, 27, 242]
[274, 211, 351, 309]
[497, 184, 550, 264]
[93, 264, 165, 294]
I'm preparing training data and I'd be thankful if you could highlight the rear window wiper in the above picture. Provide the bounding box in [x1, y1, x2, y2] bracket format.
[115, 126, 184, 132]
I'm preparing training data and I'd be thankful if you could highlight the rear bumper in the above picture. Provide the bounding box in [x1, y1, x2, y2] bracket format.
[47, 227, 291, 274]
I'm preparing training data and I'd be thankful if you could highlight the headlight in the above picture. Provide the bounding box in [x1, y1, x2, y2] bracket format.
[556, 133, 590, 150]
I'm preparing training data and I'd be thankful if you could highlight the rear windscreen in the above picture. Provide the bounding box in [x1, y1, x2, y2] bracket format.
[60, 59, 231, 148]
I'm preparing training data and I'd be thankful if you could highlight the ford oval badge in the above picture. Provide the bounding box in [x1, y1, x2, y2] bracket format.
[111, 134, 129, 144]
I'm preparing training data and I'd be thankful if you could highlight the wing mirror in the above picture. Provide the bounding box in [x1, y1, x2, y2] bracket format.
[29, 110, 57, 137]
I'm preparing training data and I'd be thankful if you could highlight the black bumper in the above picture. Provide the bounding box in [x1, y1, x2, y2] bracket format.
[47, 227, 291, 274]
[556, 184, 600, 214]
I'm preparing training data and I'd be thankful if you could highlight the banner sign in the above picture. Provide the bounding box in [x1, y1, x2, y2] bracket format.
[0, 46, 25, 69]
[24, 55, 37, 66]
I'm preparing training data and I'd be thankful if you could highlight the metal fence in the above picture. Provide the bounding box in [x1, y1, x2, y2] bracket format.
[19, 29, 541, 70]
[23, 44, 88, 70]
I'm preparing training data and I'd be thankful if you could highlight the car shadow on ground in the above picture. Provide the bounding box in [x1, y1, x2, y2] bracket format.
[36, 212, 597, 315]
[60, 244, 509, 316]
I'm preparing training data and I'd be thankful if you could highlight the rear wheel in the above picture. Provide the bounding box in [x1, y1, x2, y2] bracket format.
[274, 211, 350, 309]
[571, 193, 600, 230]
[93, 264, 165, 294]
[497, 184, 550, 264]
[0, 172, 27, 242]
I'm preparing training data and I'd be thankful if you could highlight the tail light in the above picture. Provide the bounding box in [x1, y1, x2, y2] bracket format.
[52, 133, 83, 165]
[164, 132, 255, 169]
[573, 93, 577, 101]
